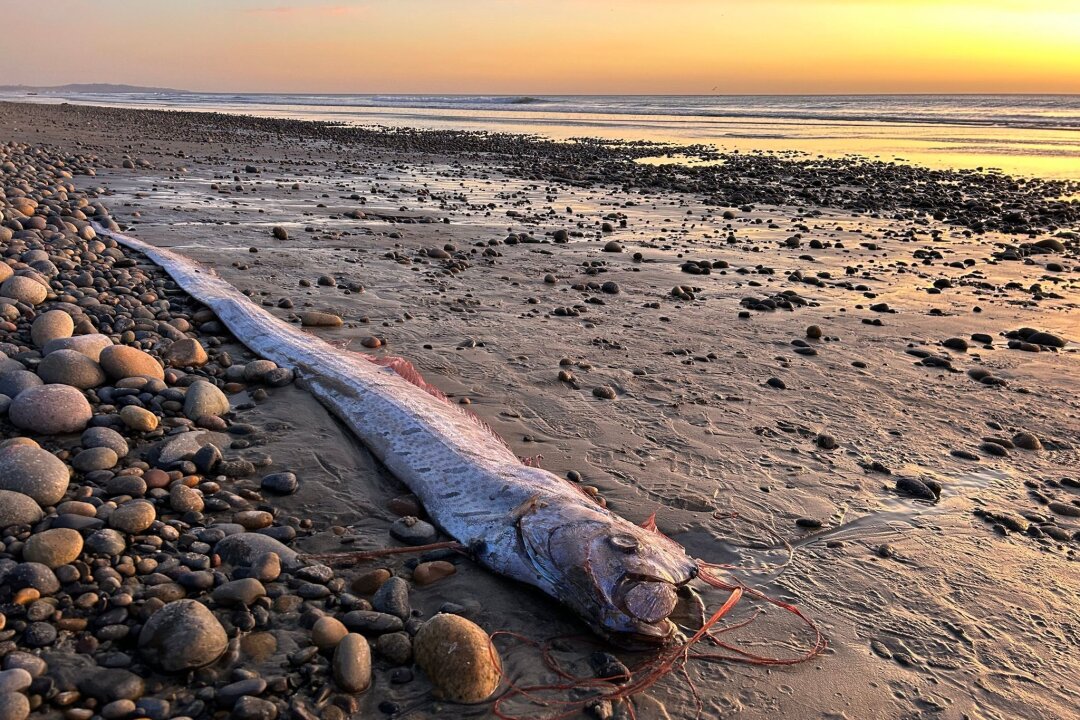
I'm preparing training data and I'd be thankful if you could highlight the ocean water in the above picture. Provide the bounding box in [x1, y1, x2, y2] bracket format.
[8, 91, 1080, 179]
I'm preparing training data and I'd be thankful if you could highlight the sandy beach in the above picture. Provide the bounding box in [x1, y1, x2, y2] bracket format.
[0, 100, 1077, 720]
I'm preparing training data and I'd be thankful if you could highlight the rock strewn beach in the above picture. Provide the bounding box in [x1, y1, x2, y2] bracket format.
[0, 100, 1077, 720]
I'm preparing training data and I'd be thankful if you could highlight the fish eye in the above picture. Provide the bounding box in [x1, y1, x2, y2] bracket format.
[609, 534, 639, 553]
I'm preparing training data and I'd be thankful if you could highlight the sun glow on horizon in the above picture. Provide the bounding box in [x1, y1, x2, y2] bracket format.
[3, 0, 1078, 94]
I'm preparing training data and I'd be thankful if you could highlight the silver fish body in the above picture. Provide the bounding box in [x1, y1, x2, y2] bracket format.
[99, 226, 697, 645]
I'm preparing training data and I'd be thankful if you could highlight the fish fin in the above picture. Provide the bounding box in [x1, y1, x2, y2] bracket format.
[641, 513, 659, 533]
[357, 353, 518, 457]
[511, 493, 545, 520]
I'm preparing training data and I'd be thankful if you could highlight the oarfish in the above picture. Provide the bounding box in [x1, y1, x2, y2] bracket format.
[98, 225, 698, 646]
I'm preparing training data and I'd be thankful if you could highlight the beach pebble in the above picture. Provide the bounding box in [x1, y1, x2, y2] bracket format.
[0, 669, 32, 694]
[71, 447, 118, 473]
[212, 578, 266, 607]
[215, 532, 301, 571]
[260, 471, 297, 494]
[332, 634, 372, 693]
[0, 490, 43, 527]
[36, 349, 106, 389]
[43, 333, 112, 361]
[85, 528, 127, 556]
[184, 380, 230, 420]
[0, 371, 42, 399]
[602, 241, 622, 252]
[352, 569, 391, 595]
[119, 405, 159, 432]
[0, 445, 71, 506]
[165, 338, 209, 367]
[109, 499, 156, 534]
[413, 560, 456, 586]
[21, 528, 83, 568]
[272, 226, 289, 240]
[311, 616, 349, 650]
[375, 632, 413, 665]
[0, 276, 47, 305]
[389, 516, 437, 545]
[82, 426, 129, 458]
[0, 692, 30, 720]
[299, 311, 343, 327]
[30, 310, 74, 347]
[138, 599, 228, 671]
[592, 385, 617, 400]
[9, 384, 92, 434]
[169, 483, 204, 513]
[1012, 432, 1042, 451]
[99, 345, 164, 381]
[372, 577, 410, 619]
[414, 614, 501, 702]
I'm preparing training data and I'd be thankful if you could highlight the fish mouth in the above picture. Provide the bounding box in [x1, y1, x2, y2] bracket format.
[604, 575, 684, 647]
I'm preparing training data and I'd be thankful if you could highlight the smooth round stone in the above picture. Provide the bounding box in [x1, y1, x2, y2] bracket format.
[31, 310, 74, 348]
[375, 632, 412, 665]
[9, 384, 93, 434]
[299, 312, 342, 327]
[372, 577, 410, 619]
[389, 516, 437, 545]
[351, 569, 391, 595]
[139, 599, 228, 671]
[36, 349, 105, 389]
[164, 338, 208, 368]
[0, 691, 30, 720]
[71, 447, 118, 473]
[260, 472, 297, 495]
[6, 563, 60, 595]
[119, 405, 158, 432]
[99, 345, 164, 381]
[414, 614, 501, 702]
[0, 668, 32, 694]
[0, 490, 43, 528]
[22, 528, 83, 568]
[312, 616, 349, 650]
[85, 529, 127, 556]
[412, 561, 456, 586]
[0, 371, 42, 399]
[42, 334, 112, 362]
[211, 578, 266, 607]
[0, 445, 70, 506]
[169, 483, 203, 513]
[106, 475, 146, 497]
[242, 360, 277, 382]
[332, 634, 372, 693]
[82, 427, 129, 458]
[22, 621, 57, 647]
[183, 381, 230, 420]
[0, 276, 47, 305]
[214, 532, 300, 571]
[75, 668, 145, 703]
[109, 500, 156, 534]
[234, 510, 272, 530]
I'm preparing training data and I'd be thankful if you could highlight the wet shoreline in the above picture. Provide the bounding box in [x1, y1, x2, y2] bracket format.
[0, 101, 1077, 720]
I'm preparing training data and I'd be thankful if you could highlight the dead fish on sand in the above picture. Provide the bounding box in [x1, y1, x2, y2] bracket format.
[98, 224, 823, 655]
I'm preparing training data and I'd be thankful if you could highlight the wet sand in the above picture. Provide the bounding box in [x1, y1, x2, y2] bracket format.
[2, 101, 1078, 719]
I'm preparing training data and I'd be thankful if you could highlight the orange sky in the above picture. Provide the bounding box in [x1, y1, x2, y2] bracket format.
[4, 0, 1079, 94]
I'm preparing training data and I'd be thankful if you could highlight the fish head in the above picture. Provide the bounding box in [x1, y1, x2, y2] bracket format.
[520, 501, 696, 647]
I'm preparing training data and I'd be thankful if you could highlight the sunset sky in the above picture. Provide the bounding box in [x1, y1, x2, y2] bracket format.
[5, 0, 1079, 94]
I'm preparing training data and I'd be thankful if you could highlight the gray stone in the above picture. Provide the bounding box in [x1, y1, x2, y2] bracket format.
[138, 599, 228, 672]
[30, 310, 74, 348]
[0, 691, 29, 720]
[0, 445, 70, 506]
[21, 528, 83, 568]
[82, 427, 129, 458]
[36, 349, 106, 389]
[9, 384, 93, 434]
[109, 500, 156, 534]
[214, 532, 300, 571]
[0, 276, 47, 305]
[0, 490, 43, 528]
[332, 634, 371, 693]
[72, 447, 118, 473]
[183, 381, 230, 420]
[211, 578, 266, 607]
[43, 334, 113, 362]
[0, 371, 42, 399]
[85, 529, 127, 556]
